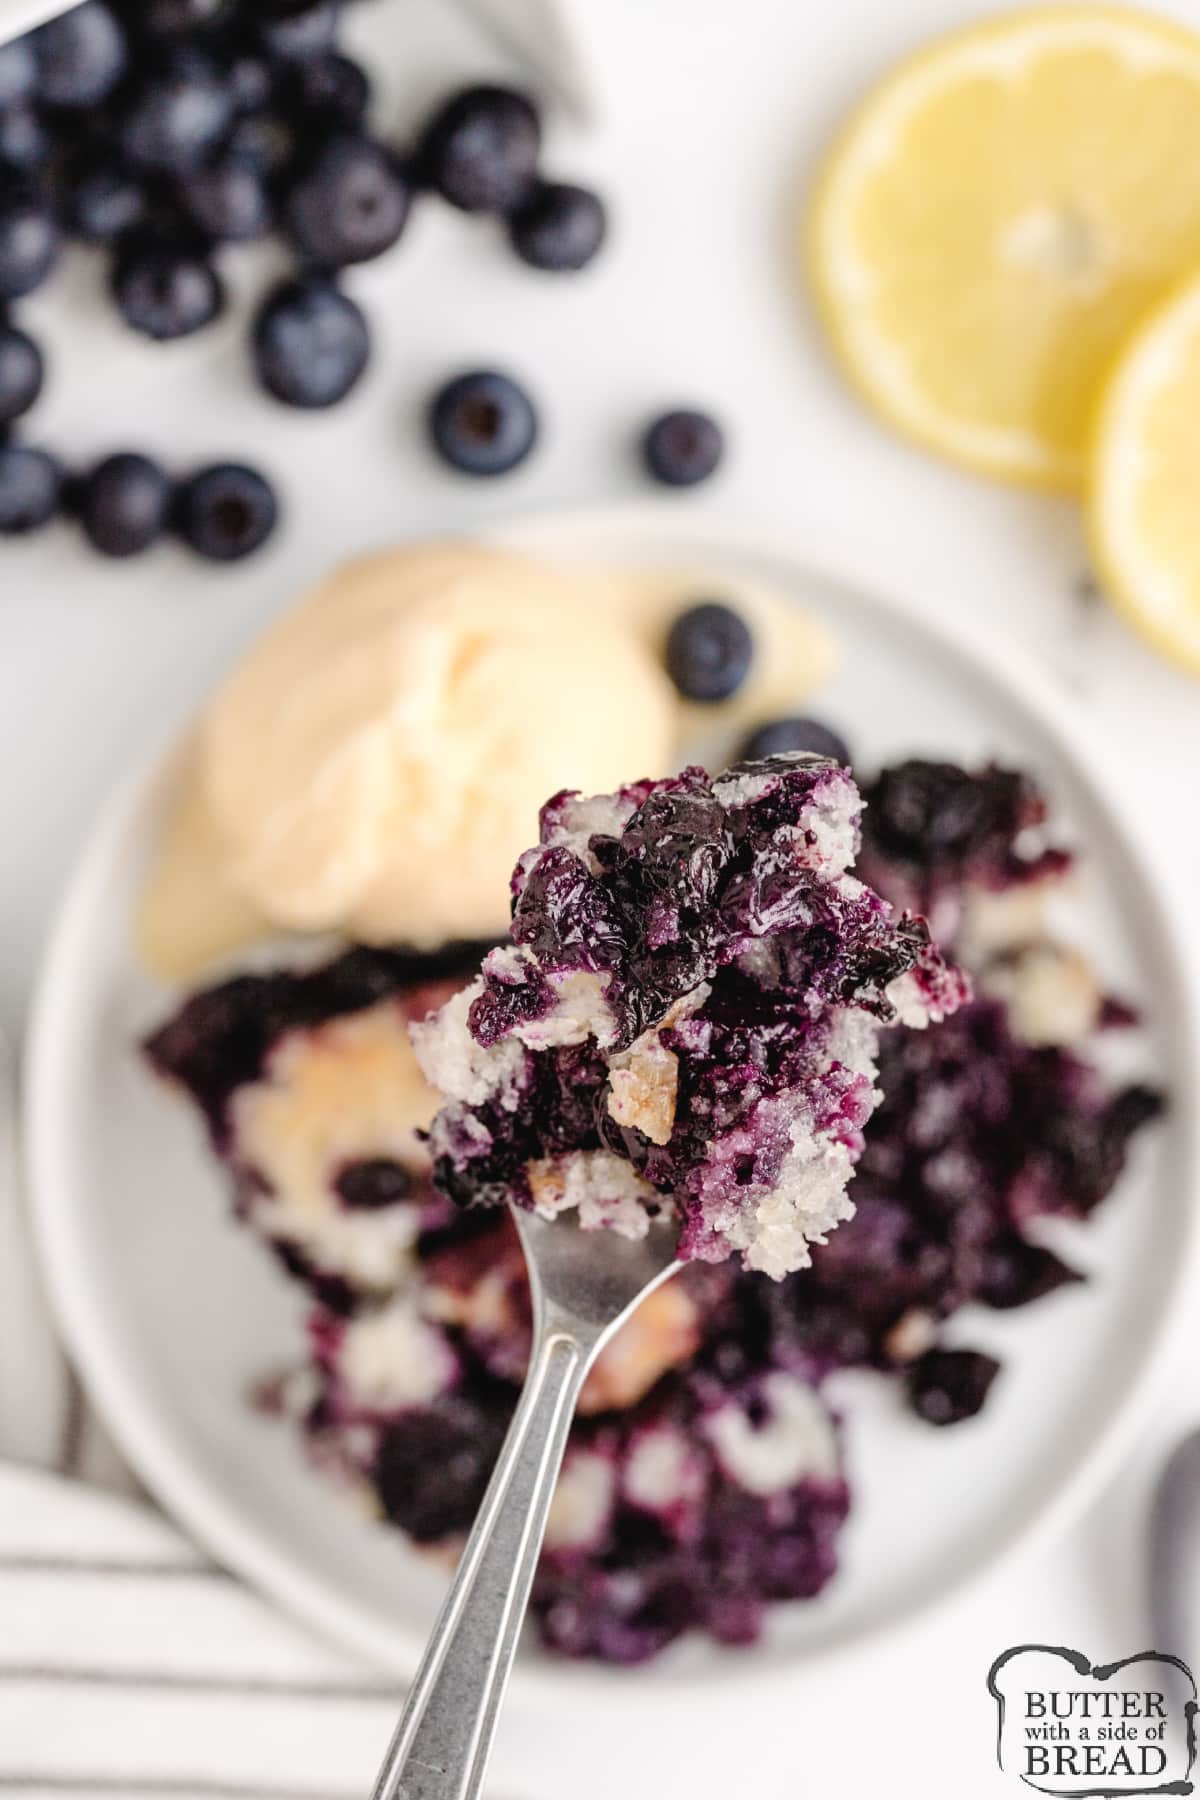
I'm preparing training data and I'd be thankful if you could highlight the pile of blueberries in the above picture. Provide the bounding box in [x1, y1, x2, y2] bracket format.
[0, 0, 724, 556]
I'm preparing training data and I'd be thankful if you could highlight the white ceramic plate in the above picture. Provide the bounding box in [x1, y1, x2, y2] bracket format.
[25, 508, 1200, 1710]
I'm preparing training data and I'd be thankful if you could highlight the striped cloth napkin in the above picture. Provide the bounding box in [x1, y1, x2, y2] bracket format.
[0, 1034, 397, 1800]
[0, 1029, 131, 1490]
[0, 1035, 564, 1800]
[0, 1461, 406, 1800]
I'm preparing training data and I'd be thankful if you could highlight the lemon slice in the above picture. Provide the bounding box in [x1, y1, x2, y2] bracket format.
[809, 6, 1200, 488]
[1089, 269, 1200, 674]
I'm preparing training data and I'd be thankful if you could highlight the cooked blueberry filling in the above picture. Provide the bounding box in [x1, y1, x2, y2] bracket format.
[417, 756, 966, 1277]
[906, 1348, 1001, 1427]
[860, 758, 1073, 917]
[373, 1398, 509, 1541]
[146, 940, 495, 1144]
[145, 756, 1162, 1664]
[979, 1236, 1082, 1311]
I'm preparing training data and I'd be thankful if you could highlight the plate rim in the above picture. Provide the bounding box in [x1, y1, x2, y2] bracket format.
[24, 502, 1200, 1707]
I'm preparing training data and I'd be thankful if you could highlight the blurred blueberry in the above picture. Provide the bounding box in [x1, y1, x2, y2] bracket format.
[65, 160, 147, 243]
[509, 181, 606, 271]
[738, 717, 852, 767]
[664, 602, 754, 702]
[0, 441, 62, 533]
[979, 1237, 1082, 1311]
[0, 105, 50, 172]
[0, 196, 59, 300]
[224, 110, 296, 178]
[118, 51, 234, 174]
[253, 275, 369, 408]
[428, 369, 538, 477]
[642, 408, 724, 487]
[176, 462, 278, 560]
[284, 133, 409, 265]
[286, 51, 369, 125]
[418, 84, 539, 213]
[0, 39, 37, 111]
[257, 1, 341, 62]
[0, 322, 43, 425]
[33, 2, 126, 108]
[111, 234, 224, 339]
[77, 451, 173, 556]
[226, 52, 274, 114]
[181, 154, 272, 241]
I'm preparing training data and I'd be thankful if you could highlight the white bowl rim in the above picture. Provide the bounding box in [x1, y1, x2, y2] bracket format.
[24, 501, 1200, 1709]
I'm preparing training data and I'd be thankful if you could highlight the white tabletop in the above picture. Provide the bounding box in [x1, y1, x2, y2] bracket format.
[2, 1, 1199, 1793]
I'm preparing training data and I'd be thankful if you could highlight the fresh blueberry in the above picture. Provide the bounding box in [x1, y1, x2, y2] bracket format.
[224, 111, 296, 179]
[256, 0, 341, 63]
[0, 38, 37, 111]
[642, 408, 724, 487]
[181, 154, 272, 241]
[0, 195, 59, 300]
[284, 133, 409, 265]
[428, 369, 538, 477]
[77, 451, 173, 557]
[65, 160, 146, 243]
[175, 461, 278, 561]
[0, 105, 50, 172]
[286, 51, 369, 125]
[226, 52, 274, 114]
[418, 84, 540, 213]
[739, 717, 852, 767]
[33, 2, 126, 108]
[118, 50, 235, 175]
[111, 234, 225, 339]
[508, 181, 606, 271]
[0, 322, 44, 425]
[252, 275, 369, 409]
[907, 1348, 1000, 1426]
[664, 602, 754, 703]
[0, 441, 62, 533]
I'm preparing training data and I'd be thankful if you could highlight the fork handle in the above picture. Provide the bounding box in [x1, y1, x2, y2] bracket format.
[370, 1324, 589, 1800]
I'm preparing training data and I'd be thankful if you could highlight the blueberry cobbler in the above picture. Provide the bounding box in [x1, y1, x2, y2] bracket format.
[146, 752, 1162, 1665]
[144, 941, 502, 1309]
[412, 755, 965, 1276]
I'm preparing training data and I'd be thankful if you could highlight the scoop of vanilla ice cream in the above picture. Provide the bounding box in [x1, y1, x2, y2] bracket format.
[139, 542, 838, 980]
[204, 545, 675, 946]
[138, 735, 272, 980]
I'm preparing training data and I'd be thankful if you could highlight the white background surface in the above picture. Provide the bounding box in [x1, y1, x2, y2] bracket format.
[2, 0, 1200, 1793]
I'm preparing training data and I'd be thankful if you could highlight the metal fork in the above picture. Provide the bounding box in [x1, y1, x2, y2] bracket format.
[369, 1207, 681, 1800]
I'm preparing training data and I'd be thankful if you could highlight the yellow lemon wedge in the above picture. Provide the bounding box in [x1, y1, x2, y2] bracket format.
[809, 6, 1200, 488]
[1089, 268, 1200, 675]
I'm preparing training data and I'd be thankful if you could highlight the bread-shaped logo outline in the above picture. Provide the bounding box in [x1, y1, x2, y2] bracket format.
[987, 1646, 1198, 1797]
